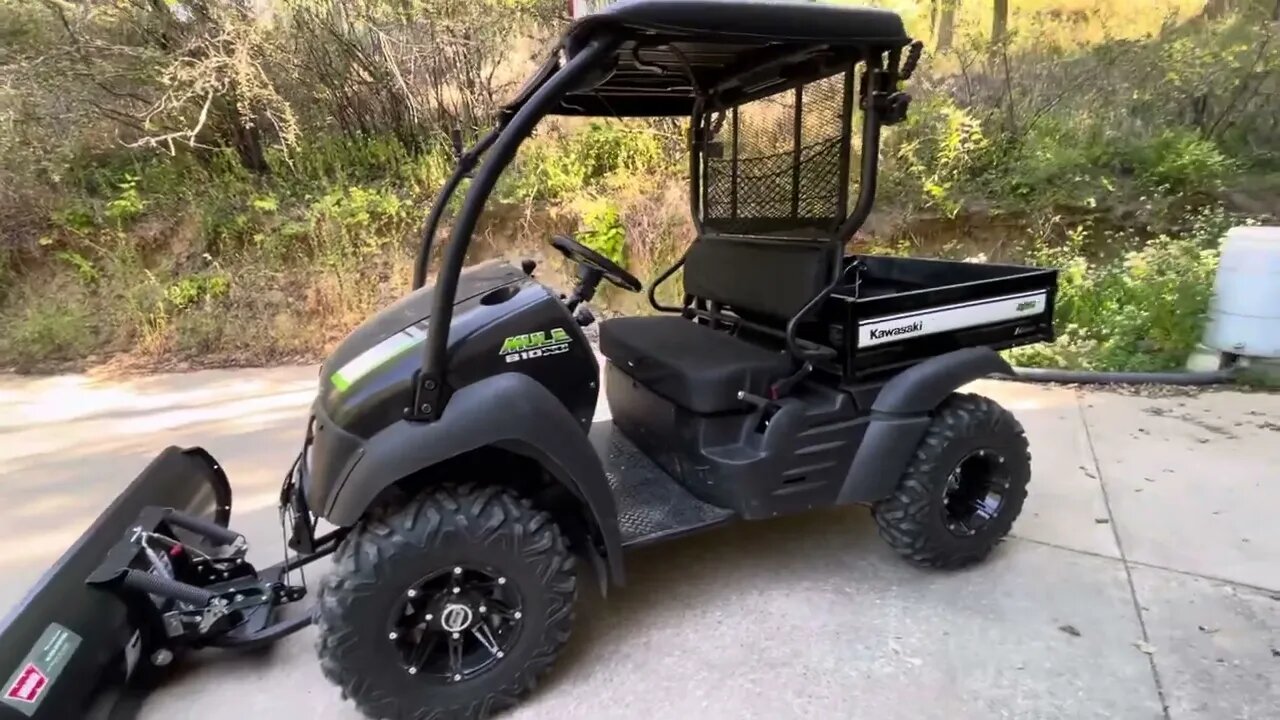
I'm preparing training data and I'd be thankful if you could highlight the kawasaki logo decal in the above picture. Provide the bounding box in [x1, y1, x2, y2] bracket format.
[868, 321, 922, 341]
[501, 328, 572, 363]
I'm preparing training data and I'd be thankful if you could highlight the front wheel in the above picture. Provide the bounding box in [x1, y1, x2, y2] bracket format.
[873, 393, 1031, 569]
[316, 484, 577, 720]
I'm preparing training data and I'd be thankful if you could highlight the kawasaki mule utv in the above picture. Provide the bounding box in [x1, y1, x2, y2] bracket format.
[0, 2, 1059, 719]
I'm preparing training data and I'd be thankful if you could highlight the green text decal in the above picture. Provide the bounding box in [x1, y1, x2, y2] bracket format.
[500, 328, 572, 363]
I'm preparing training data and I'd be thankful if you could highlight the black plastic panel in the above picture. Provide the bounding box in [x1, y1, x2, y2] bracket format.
[589, 422, 735, 548]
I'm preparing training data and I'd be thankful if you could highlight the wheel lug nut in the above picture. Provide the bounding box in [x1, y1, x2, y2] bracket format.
[408, 667, 418, 675]
[425, 613, 433, 621]
[452, 587, 460, 594]
[513, 611, 522, 620]
[407, 589, 417, 598]
[479, 605, 486, 613]
[388, 632, 398, 640]
[497, 577, 506, 585]
[452, 632, 460, 639]
[496, 651, 505, 659]
[453, 567, 462, 574]
[452, 674, 462, 681]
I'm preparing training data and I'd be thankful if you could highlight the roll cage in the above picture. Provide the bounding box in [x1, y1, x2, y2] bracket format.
[410, 0, 923, 422]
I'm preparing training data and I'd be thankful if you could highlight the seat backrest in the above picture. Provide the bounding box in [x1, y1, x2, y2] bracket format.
[683, 237, 833, 322]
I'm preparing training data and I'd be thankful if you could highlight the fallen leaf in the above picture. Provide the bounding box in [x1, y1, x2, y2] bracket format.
[1058, 624, 1082, 637]
[1095, 517, 1111, 524]
[1197, 625, 1218, 634]
[1135, 641, 1156, 654]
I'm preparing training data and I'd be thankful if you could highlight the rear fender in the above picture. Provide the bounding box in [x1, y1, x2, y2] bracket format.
[325, 373, 624, 585]
[837, 348, 1013, 503]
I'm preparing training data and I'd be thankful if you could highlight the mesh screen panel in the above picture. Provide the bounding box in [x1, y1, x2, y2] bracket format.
[703, 73, 850, 236]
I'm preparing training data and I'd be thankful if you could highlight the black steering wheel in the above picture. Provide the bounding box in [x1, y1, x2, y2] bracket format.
[550, 234, 642, 293]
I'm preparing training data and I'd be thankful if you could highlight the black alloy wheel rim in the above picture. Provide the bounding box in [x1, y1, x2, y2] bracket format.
[941, 449, 1010, 537]
[388, 565, 524, 684]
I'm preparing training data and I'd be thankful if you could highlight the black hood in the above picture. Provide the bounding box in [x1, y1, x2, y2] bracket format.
[321, 260, 524, 385]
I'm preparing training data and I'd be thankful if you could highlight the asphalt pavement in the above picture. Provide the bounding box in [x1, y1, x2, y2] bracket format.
[1, 367, 1277, 719]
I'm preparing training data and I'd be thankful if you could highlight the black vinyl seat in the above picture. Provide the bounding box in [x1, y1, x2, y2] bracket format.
[600, 235, 833, 414]
[600, 316, 790, 414]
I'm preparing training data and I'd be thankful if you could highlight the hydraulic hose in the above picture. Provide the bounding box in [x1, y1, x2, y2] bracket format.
[1006, 366, 1239, 386]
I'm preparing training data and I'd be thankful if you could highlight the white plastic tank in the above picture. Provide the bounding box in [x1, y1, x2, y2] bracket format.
[1204, 226, 1280, 358]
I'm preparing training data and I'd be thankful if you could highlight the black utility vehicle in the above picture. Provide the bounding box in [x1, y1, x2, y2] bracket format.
[0, 3, 1058, 720]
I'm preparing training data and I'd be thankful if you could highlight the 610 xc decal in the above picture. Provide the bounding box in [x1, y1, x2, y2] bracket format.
[500, 328, 573, 363]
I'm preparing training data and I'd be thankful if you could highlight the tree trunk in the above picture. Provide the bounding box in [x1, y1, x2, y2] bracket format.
[937, 0, 958, 52]
[993, 0, 1009, 45]
[1203, 0, 1233, 20]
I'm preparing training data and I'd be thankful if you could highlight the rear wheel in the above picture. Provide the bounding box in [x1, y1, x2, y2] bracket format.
[873, 393, 1031, 569]
[316, 483, 576, 720]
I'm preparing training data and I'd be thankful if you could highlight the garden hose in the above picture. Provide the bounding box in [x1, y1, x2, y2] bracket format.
[1005, 366, 1239, 386]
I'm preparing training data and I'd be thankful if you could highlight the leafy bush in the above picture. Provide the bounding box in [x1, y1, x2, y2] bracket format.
[1126, 129, 1237, 194]
[893, 97, 993, 215]
[1, 292, 94, 366]
[504, 122, 665, 202]
[575, 198, 626, 267]
[1009, 208, 1236, 371]
[165, 273, 231, 311]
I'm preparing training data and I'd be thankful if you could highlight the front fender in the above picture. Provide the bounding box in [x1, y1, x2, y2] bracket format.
[323, 373, 624, 584]
[837, 347, 1013, 504]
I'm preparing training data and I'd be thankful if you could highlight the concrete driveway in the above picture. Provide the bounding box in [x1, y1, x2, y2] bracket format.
[1, 368, 1277, 719]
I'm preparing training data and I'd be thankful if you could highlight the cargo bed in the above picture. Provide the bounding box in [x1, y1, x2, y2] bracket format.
[818, 255, 1058, 378]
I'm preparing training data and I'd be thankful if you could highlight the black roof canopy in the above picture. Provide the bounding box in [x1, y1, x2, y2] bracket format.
[506, 1, 911, 117]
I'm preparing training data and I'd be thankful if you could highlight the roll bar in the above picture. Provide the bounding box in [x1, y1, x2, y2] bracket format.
[412, 127, 501, 290]
[411, 35, 621, 421]
[410, 35, 918, 420]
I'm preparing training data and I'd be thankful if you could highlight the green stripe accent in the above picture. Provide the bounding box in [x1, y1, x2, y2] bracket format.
[330, 323, 428, 393]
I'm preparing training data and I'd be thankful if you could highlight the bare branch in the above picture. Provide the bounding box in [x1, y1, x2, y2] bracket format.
[126, 89, 215, 151]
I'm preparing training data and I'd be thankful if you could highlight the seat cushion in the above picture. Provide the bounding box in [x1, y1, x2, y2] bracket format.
[599, 316, 791, 414]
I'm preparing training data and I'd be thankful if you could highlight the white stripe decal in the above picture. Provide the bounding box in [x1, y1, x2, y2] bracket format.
[858, 291, 1048, 348]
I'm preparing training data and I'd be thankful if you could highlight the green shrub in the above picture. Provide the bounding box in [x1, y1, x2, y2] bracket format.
[165, 273, 231, 311]
[892, 97, 993, 215]
[503, 122, 666, 202]
[100, 171, 153, 223]
[1009, 208, 1235, 371]
[575, 197, 626, 266]
[2, 295, 94, 366]
[1126, 129, 1236, 194]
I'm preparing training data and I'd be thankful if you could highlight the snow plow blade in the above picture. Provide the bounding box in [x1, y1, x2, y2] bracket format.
[0, 447, 233, 719]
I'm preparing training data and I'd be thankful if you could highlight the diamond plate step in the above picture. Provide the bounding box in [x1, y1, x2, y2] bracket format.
[589, 422, 735, 548]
